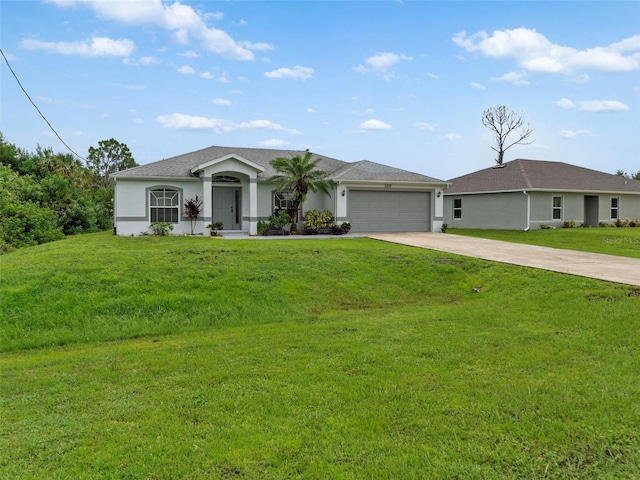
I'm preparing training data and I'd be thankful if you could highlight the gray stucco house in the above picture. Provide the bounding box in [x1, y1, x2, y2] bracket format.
[111, 145, 448, 236]
[443, 159, 640, 230]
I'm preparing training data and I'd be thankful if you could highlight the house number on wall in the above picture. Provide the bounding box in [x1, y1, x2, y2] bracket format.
[384, 184, 392, 188]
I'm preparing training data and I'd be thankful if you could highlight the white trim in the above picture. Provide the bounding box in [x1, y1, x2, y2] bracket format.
[191, 154, 265, 175]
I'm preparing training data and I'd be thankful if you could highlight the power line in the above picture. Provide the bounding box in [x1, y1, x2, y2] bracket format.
[0, 48, 87, 162]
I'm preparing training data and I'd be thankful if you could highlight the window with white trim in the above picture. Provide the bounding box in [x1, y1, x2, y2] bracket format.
[453, 198, 462, 219]
[274, 191, 295, 214]
[611, 197, 619, 219]
[150, 189, 179, 223]
[552, 196, 563, 220]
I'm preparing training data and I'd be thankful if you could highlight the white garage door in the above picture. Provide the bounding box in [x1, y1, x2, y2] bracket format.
[347, 190, 431, 233]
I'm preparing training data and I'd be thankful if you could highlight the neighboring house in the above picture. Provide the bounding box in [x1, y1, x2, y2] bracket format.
[443, 159, 640, 230]
[111, 145, 448, 235]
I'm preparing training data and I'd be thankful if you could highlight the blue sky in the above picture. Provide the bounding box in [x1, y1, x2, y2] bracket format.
[2, 0, 639, 180]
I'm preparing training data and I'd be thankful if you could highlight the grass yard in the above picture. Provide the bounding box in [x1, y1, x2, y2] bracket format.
[1, 232, 639, 479]
[448, 227, 640, 258]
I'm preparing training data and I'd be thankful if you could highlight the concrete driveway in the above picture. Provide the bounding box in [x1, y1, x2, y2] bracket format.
[367, 232, 640, 287]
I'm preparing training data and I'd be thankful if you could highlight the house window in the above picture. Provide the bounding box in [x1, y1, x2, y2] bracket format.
[611, 197, 619, 219]
[274, 191, 295, 214]
[150, 189, 179, 223]
[552, 196, 563, 220]
[453, 198, 462, 219]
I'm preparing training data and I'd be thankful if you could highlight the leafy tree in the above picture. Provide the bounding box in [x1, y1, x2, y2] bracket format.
[482, 105, 535, 164]
[269, 150, 332, 227]
[616, 169, 640, 180]
[87, 138, 137, 188]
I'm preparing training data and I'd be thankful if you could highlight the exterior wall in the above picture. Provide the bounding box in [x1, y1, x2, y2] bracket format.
[444, 191, 640, 230]
[444, 192, 527, 229]
[113, 179, 201, 236]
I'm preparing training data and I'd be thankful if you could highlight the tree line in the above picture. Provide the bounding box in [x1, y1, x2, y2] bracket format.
[0, 134, 136, 253]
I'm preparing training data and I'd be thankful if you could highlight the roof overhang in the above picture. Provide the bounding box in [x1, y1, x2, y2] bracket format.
[191, 153, 265, 175]
[444, 188, 640, 196]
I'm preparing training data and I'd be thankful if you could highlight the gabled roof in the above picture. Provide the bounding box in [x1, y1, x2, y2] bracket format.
[445, 159, 640, 195]
[111, 145, 446, 184]
[329, 160, 444, 183]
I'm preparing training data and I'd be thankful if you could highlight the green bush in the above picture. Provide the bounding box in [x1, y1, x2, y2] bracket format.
[150, 222, 174, 236]
[563, 219, 578, 228]
[615, 217, 629, 228]
[206, 221, 224, 236]
[303, 210, 335, 232]
[539, 223, 551, 229]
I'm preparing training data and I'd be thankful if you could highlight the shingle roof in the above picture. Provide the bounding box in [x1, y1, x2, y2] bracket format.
[111, 145, 446, 184]
[329, 160, 443, 183]
[445, 159, 640, 194]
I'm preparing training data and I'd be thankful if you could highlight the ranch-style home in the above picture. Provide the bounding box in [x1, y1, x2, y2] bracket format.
[111, 145, 448, 236]
[443, 159, 640, 230]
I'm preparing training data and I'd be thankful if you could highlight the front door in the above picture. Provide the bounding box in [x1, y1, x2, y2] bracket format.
[584, 195, 599, 227]
[213, 187, 241, 230]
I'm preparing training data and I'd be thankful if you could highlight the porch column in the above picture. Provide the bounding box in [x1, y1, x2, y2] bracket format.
[202, 175, 212, 234]
[249, 177, 258, 235]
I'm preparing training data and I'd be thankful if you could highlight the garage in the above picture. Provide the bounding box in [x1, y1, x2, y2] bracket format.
[347, 190, 431, 232]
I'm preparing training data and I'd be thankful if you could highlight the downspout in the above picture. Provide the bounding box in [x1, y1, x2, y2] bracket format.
[522, 190, 530, 231]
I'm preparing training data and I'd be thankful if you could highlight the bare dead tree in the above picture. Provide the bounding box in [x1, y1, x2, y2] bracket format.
[482, 105, 535, 164]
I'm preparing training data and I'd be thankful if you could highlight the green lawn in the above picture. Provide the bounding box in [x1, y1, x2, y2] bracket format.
[448, 227, 640, 258]
[1, 232, 639, 479]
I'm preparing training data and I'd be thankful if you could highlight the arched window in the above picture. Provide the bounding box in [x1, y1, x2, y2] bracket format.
[150, 188, 179, 223]
[212, 175, 240, 183]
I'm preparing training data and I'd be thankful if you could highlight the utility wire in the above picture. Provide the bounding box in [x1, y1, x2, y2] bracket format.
[1, 48, 87, 162]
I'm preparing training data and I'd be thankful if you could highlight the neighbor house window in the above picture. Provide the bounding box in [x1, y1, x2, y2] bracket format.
[150, 189, 179, 223]
[552, 196, 563, 220]
[453, 198, 462, 219]
[611, 197, 619, 219]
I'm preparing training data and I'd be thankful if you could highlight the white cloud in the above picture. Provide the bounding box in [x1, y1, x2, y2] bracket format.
[444, 133, 462, 141]
[471, 82, 485, 90]
[559, 129, 592, 138]
[427, 72, 439, 79]
[213, 98, 232, 106]
[46, 0, 255, 61]
[307, 108, 317, 113]
[355, 52, 412, 80]
[264, 65, 314, 80]
[556, 98, 576, 109]
[258, 139, 290, 147]
[21, 36, 134, 57]
[157, 113, 299, 134]
[453, 28, 640, 74]
[239, 41, 275, 51]
[569, 74, 590, 84]
[360, 119, 392, 131]
[491, 71, 529, 85]
[414, 122, 436, 131]
[177, 65, 195, 74]
[579, 100, 629, 112]
[178, 50, 199, 58]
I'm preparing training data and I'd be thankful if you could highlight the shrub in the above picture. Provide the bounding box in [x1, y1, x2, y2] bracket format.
[303, 210, 335, 234]
[257, 220, 269, 235]
[206, 221, 224, 236]
[150, 222, 174, 236]
[341, 221, 352, 234]
[184, 195, 203, 235]
[440, 223, 448, 233]
[615, 217, 629, 228]
[629, 218, 639, 228]
[563, 219, 578, 228]
[540, 223, 551, 229]
[599, 222, 616, 228]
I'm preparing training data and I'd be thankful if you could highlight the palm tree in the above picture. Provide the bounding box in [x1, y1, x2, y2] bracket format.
[269, 150, 332, 228]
